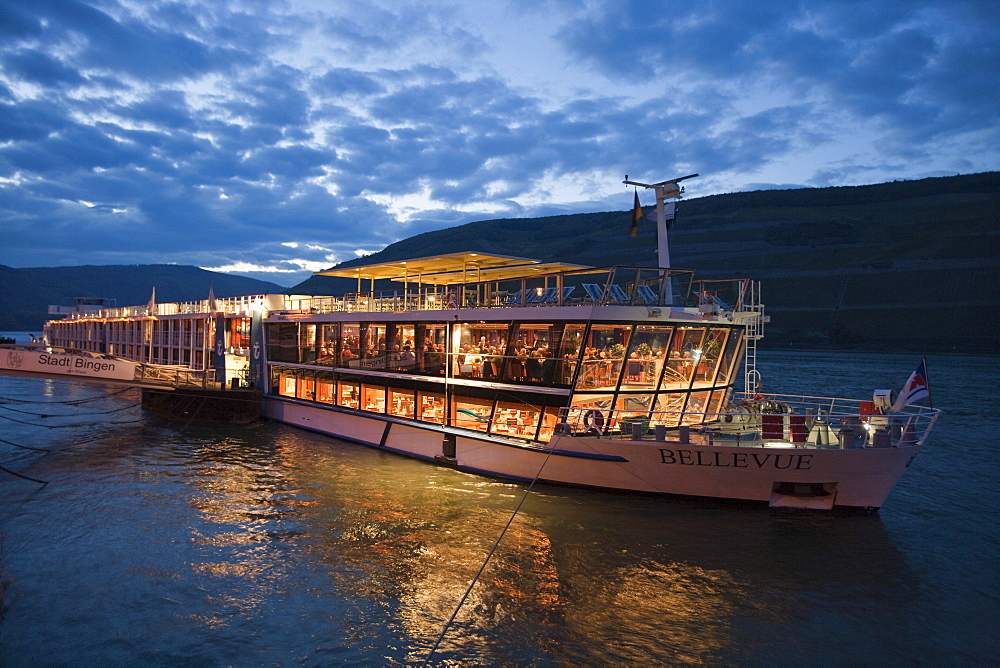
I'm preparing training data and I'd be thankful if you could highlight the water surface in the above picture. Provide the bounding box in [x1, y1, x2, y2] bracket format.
[1, 349, 997, 664]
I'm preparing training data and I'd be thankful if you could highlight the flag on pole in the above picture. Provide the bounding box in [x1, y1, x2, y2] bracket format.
[146, 287, 156, 316]
[629, 190, 643, 236]
[891, 358, 931, 411]
[208, 282, 218, 313]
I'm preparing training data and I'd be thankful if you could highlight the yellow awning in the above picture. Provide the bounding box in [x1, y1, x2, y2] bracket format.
[401, 261, 600, 285]
[316, 251, 548, 282]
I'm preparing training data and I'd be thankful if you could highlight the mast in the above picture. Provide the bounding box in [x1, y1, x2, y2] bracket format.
[622, 173, 697, 270]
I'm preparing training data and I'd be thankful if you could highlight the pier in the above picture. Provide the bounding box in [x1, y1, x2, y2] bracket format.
[0, 344, 260, 424]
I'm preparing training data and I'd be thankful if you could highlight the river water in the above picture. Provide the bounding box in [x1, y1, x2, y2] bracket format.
[1, 333, 997, 665]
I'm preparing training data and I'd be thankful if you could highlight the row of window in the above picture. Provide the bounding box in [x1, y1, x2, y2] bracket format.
[47, 316, 254, 370]
[272, 368, 562, 442]
[268, 320, 744, 393]
[272, 364, 738, 442]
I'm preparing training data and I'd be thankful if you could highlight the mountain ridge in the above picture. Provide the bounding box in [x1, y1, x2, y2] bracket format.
[0, 264, 285, 333]
[6, 172, 997, 352]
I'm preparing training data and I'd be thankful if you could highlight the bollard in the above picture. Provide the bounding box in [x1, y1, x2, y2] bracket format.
[678, 425, 690, 444]
[655, 424, 667, 442]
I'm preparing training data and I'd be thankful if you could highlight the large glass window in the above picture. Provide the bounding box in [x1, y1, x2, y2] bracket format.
[454, 322, 510, 380]
[268, 323, 299, 363]
[362, 324, 387, 369]
[341, 323, 361, 367]
[715, 328, 743, 387]
[681, 390, 713, 423]
[417, 324, 447, 376]
[580, 324, 632, 389]
[615, 393, 654, 419]
[622, 325, 674, 390]
[653, 391, 687, 427]
[554, 324, 586, 386]
[693, 327, 729, 384]
[299, 324, 317, 363]
[501, 323, 561, 384]
[663, 326, 705, 387]
[317, 324, 338, 364]
[387, 325, 417, 371]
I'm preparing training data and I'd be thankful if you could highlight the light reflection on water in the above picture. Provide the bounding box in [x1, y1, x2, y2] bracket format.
[0, 351, 997, 664]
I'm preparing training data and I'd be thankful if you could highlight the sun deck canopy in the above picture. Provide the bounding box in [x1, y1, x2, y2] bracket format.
[314, 251, 595, 285]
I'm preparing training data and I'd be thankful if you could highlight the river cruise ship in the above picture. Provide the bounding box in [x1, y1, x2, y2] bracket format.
[41, 250, 939, 511]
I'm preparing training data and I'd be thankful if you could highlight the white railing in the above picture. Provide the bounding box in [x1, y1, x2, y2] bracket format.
[557, 393, 940, 448]
[135, 363, 216, 389]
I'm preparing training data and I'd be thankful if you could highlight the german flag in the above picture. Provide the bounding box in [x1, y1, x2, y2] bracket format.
[628, 190, 643, 236]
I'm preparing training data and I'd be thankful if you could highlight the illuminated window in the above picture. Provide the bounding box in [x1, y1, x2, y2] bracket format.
[417, 324, 447, 376]
[454, 397, 493, 432]
[317, 324, 338, 364]
[341, 323, 362, 367]
[418, 391, 445, 424]
[317, 379, 335, 403]
[537, 406, 561, 442]
[338, 381, 360, 408]
[388, 387, 415, 418]
[492, 400, 541, 439]
[296, 376, 315, 400]
[362, 384, 385, 413]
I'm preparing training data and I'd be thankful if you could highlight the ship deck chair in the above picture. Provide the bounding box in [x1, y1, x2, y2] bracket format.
[608, 284, 629, 304]
[582, 283, 605, 303]
[636, 285, 659, 305]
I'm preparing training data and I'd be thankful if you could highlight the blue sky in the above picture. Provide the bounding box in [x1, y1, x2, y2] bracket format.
[2, 0, 997, 287]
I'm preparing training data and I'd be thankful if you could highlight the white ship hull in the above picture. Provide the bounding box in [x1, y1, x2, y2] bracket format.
[263, 396, 919, 511]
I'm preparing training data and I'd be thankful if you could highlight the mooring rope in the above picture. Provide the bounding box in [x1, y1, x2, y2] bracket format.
[0, 401, 142, 418]
[0, 412, 145, 428]
[0, 437, 51, 453]
[0, 463, 48, 485]
[0, 387, 133, 405]
[424, 443, 557, 664]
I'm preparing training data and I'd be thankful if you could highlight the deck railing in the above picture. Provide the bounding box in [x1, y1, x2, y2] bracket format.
[135, 363, 216, 389]
[48, 266, 757, 320]
[558, 393, 940, 448]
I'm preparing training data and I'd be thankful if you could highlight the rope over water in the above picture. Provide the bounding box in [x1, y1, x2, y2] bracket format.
[423, 442, 557, 664]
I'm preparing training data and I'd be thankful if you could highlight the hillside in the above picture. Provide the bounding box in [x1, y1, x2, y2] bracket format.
[292, 172, 999, 353]
[0, 265, 285, 332]
[7, 173, 997, 352]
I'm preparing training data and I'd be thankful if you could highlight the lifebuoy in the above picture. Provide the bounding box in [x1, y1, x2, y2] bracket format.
[584, 409, 605, 435]
[446, 290, 458, 309]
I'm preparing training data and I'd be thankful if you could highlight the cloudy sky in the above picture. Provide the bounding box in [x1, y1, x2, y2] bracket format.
[2, 0, 997, 286]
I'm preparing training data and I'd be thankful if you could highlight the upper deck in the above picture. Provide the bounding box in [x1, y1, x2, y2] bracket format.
[45, 252, 757, 322]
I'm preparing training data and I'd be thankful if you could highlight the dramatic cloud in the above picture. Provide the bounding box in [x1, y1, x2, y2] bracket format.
[1, 0, 996, 285]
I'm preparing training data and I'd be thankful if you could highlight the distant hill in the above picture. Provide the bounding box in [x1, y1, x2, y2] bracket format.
[291, 172, 999, 353]
[8, 174, 996, 352]
[0, 264, 285, 332]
